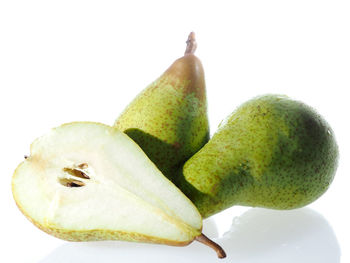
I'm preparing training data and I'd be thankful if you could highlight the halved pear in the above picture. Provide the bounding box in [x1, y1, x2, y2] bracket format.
[12, 122, 225, 258]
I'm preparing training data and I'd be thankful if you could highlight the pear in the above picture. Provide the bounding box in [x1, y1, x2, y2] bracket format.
[12, 122, 225, 258]
[178, 95, 339, 218]
[115, 32, 209, 181]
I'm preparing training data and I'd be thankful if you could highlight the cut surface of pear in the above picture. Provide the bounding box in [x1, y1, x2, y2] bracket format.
[12, 122, 204, 245]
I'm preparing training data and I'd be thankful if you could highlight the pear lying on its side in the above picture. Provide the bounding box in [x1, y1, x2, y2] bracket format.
[12, 122, 225, 258]
[115, 32, 209, 181]
[178, 95, 339, 218]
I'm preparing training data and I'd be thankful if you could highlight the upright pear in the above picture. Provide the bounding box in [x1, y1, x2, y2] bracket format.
[178, 95, 338, 218]
[115, 33, 209, 181]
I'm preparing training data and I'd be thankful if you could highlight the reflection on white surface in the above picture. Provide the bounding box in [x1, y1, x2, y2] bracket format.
[219, 208, 340, 263]
[39, 208, 340, 263]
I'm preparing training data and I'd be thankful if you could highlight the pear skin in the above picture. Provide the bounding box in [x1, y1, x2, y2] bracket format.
[115, 33, 209, 181]
[178, 95, 339, 218]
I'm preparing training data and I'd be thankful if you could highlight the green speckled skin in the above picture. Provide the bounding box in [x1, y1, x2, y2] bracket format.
[179, 95, 338, 218]
[115, 54, 209, 181]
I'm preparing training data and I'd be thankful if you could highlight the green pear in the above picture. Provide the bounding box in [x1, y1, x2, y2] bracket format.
[115, 32, 209, 181]
[178, 95, 339, 218]
[12, 122, 225, 258]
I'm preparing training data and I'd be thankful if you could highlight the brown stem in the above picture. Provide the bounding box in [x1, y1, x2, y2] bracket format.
[185, 32, 197, 55]
[195, 233, 226, 259]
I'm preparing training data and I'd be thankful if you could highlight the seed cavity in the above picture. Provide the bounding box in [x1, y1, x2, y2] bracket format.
[63, 167, 90, 179]
[60, 163, 90, 188]
[59, 178, 85, 187]
[78, 163, 88, 169]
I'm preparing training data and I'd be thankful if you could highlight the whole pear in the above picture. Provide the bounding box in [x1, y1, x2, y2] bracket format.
[115, 33, 209, 181]
[178, 95, 338, 218]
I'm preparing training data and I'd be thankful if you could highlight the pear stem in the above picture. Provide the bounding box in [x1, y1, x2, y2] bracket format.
[195, 233, 226, 259]
[185, 32, 197, 55]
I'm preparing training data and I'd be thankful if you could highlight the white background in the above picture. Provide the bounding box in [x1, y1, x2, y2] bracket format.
[1, 1, 349, 262]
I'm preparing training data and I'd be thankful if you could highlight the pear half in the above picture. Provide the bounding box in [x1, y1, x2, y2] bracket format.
[12, 122, 225, 257]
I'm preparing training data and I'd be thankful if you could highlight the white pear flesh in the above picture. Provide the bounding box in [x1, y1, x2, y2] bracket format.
[12, 122, 202, 246]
